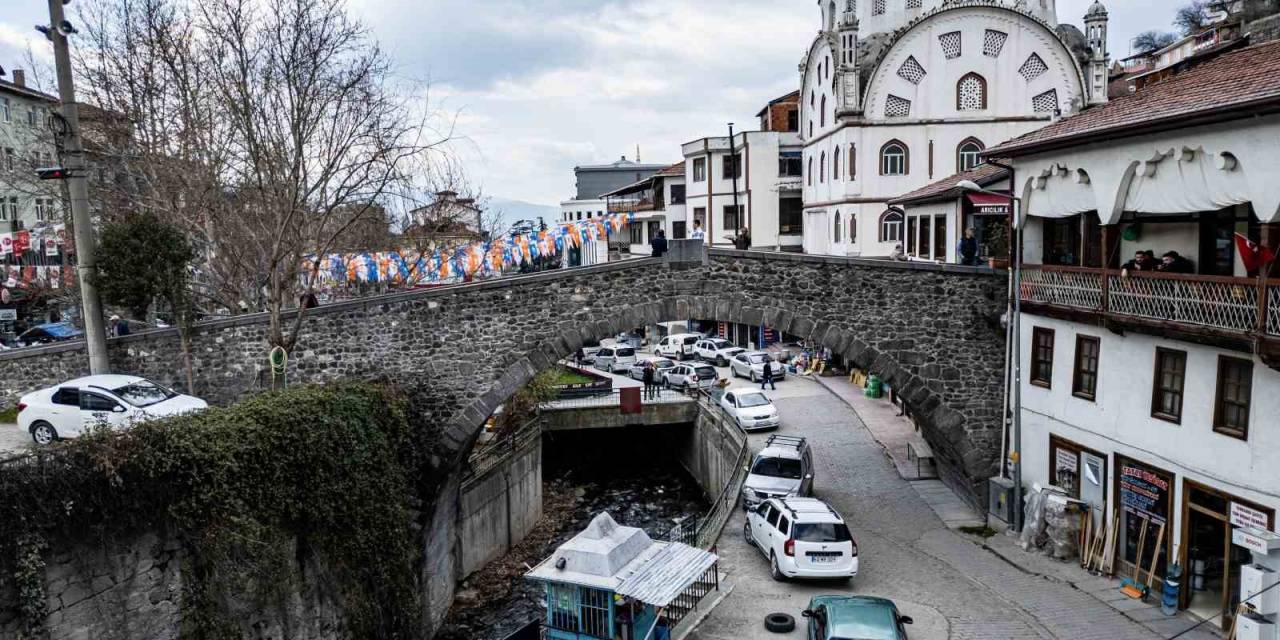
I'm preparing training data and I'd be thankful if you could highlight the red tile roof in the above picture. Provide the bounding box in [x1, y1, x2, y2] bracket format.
[987, 40, 1280, 158]
[655, 161, 685, 177]
[889, 162, 1009, 205]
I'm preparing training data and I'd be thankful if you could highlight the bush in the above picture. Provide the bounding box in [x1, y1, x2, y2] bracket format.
[0, 383, 425, 638]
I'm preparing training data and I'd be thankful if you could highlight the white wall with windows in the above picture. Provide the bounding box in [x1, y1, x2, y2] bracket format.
[799, 3, 1088, 258]
[682, 130, 802, 250]
[0, 81, 61, 232]
[559, 199, 608, 223]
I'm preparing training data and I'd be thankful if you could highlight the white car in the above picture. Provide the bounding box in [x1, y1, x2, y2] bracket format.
[629, 357, 676, 381]
[729, 351, 786, 383]
[744, 497, 859, 582]
[718, 388, 780, 431]
[694, 339, 745, 366]
[16, 375, 209, 445]
[654, 333, 702, 360]
[663, 363, 719, 390]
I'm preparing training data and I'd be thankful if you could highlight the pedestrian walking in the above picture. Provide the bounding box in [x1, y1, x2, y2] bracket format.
[761, 358, 776, 391]
[642, 361, 657, 399]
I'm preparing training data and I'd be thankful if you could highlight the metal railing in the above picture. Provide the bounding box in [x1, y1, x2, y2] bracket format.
[541, 388, 694, 410]
[1018, 265, 1103, 310]
[1270, 284, 1280, 336]
[690, 390, 751, 550]
[1108, 273, 1259, 333]
[463, 417, 542, 483]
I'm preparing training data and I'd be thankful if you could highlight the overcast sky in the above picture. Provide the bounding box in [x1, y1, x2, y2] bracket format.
[1, 0, 1179, 206]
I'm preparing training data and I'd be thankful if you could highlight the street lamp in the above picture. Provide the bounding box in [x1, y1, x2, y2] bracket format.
[957, 179, 1026, 533]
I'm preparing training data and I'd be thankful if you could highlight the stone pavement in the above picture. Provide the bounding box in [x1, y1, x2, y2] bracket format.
[687, 374, 1218, 640]
[0, 423, 29, 457]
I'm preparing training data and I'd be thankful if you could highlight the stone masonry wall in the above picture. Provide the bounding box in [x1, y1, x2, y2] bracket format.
[0, 248, 1006, 636]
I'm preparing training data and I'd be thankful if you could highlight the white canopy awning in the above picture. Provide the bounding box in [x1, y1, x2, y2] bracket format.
[615, 542, 717, 608]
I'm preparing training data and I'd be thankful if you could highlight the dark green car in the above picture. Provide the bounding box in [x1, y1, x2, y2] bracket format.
[801, 595, 913, 640]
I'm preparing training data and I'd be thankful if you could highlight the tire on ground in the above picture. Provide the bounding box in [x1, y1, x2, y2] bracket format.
[764, 612, 795, 633]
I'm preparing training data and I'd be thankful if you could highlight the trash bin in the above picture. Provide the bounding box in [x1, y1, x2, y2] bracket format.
[1162, 563, 1182, 616]
[865, 375, 884, 399]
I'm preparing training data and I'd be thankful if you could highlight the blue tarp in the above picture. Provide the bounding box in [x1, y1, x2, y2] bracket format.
[29, 322, 83, 339]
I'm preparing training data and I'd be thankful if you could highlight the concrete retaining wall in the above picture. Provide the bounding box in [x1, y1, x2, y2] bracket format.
[672, 403, 748, 507]
[456, 433, 543, 578]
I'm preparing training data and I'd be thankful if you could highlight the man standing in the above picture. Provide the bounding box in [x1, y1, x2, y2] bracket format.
[650, 229, 669, 258]
[691, 220, 706, 241]
[642, 361, 657, 399]
[958, 228, 979, 266]
[761, 357, 776, 391]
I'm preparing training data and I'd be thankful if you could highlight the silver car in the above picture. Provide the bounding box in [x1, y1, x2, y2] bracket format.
[729, 351, 786, 383]
[594, 346, 638, 373]
[742, 435, 814, 511]
[629, 357, 676, 381]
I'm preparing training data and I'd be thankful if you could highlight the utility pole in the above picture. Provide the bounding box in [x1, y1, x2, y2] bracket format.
[727, 123, 741, 246]
[46, 0, 109, 374]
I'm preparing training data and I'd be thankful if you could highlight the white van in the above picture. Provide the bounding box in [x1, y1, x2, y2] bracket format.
[655, 333, 702, 360]
[594, 346, 638, 374]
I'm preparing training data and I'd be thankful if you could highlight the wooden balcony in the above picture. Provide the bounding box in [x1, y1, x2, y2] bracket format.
[1020, 265, 1280, 362]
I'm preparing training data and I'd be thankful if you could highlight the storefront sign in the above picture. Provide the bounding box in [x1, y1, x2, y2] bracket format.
[0, 309, 15, 321]
[1056, 449, 1078, 474]
[1233, 526, 1280, 554]
[974, 203, 1010, 215]
[1120, 462, 1170, 521]
[1231, 502, 1271, 531]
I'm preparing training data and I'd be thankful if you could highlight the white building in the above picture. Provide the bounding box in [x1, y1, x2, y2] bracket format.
[0, 70, 59, 234]
[990, 39, 1280, 632]
[888, 162, 1010, 264]
[798, 0, 1108, 258]
[600, 162, 685, 256]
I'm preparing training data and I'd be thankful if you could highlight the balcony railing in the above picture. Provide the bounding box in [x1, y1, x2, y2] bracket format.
[1021, 265, 1280, 338]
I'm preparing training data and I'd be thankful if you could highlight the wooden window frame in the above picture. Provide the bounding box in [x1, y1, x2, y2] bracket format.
[1071, 335, 1101, 401]
[1212, 355, 1252, 440]
[692, 157, 707, 182]
[1151, 348, 1187, 424]
[879, 139, 909, 176]
[1030, 327, 1054, 388]
[957, 137, 985, 173]
[879, 209, 904, 243]
[956, 72, 988, 111]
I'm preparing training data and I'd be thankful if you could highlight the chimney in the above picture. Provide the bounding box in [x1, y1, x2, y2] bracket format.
[12, 69, 24, 87]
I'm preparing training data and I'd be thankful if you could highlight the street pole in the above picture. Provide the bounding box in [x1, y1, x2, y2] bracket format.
[46, 0, 109, 374]
[1011, 197, 1024, 534]
[727, 123, 741, 246]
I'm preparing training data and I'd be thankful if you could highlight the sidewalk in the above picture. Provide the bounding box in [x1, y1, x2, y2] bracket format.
[812, 373, 985, 529]
[1, 424, 29, 458]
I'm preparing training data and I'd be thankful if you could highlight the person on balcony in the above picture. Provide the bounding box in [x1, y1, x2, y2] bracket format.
[1121, 250, 1157, 276]
[1158, 251, 1195, 274]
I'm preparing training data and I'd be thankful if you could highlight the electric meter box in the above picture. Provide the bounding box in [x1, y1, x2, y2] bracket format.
[1242, 564, 1280, 616]
[1234, 611, 1276, 640]
[988, 476, 1015, 524]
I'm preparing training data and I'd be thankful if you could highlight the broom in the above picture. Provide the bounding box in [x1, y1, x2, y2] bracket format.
[1120, 514, 1150, 598]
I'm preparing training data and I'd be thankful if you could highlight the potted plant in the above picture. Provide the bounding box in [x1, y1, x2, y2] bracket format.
[985, 222, 1010, 269]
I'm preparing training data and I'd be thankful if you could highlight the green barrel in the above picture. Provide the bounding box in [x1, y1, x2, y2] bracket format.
[865, 375, 883, 399]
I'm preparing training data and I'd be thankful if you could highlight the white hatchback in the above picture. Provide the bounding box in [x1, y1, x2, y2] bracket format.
[718, 388, 780, 432]
[745, 497, 859, 582]
[16, 375, 209, 445]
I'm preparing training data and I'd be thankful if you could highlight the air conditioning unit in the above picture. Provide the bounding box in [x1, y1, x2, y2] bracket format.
[988, 476, 1016, 524]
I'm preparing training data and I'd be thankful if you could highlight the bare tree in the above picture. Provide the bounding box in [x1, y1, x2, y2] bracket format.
[75, 0, 456, 359]
[1133, 30, 1178, 54]
[1175, 1, 1211, 35]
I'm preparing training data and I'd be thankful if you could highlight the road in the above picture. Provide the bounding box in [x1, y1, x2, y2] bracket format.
[681, 366, 1204, 640]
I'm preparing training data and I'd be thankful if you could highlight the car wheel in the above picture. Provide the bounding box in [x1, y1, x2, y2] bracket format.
[743, 521, 753, 545]
[750, 371, 758, 383]
[769, 553, 786, 582]
[30, 421, 57, 446]
[764, 613, 795, 633]
[717, 357, 726, 367]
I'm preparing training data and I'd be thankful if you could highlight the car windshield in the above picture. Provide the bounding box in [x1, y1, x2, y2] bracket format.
[793, 522, 852, 542]
[111, 380, 177, 408]
[738, 393, 770, 408]
[749, 354, 771, 364]
[655, 360, 675, 369]
[615, 348, 635, 357]
[683, 336, 699, 344]
[695, 366, 717, 378]
[751, 456, 803, 479]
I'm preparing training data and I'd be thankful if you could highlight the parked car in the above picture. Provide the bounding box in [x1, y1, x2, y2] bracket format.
[744, 497, 859, 582]
[718, 388, 780, 431]
[742, 435, 814, 511]
[654, 333, 702, 360]
[629, 357, 676, 381]
[593, 346, 637, 374]
[16, 322, 84, 347]
[16, 375, 209, 445]
[578, 338, 603, 364]
[663, 363, 719, 390]
[694, 338, 745, 366]
[729, 351, 786, 383]
[802, 596, 912, 639]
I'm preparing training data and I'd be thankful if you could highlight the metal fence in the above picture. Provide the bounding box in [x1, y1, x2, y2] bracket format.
[1108, 274, 1259, 333]
[541, 388, 694, 410]
[1018, 265, 1103, 310]
[690, 390, 751, 550]
[463, 417, 542, 483]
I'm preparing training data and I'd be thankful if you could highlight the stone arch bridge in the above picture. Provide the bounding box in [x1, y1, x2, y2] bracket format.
[0, 245, 1007, 503]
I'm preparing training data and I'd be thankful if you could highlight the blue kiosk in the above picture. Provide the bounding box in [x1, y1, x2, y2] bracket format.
[526, 513, 718, 640]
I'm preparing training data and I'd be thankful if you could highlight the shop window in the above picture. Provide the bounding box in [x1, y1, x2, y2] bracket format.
[1072, 335, 1100, 400]
[779, 198, 803, 235]
[933, 215, 947, 261]
[1151, 348, 1187, 424]
[1031, 327, 1054, 388]
[1213, 356, 1252, 440]
[1115, 456, 1172, 580]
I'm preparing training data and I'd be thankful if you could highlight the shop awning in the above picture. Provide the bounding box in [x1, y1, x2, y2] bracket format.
[615, 542, 717, 608]
[967, 192, 1011, 215]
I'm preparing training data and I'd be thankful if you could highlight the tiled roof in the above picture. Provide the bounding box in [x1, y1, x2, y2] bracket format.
[0, 78, 58, 103]
[889, 163, 1009, 205]
[655, 161, 685, 177]
[987, 40, 1280, 157]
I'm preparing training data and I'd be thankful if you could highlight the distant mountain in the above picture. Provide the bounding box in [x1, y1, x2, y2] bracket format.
[486, 197, 559, 233]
